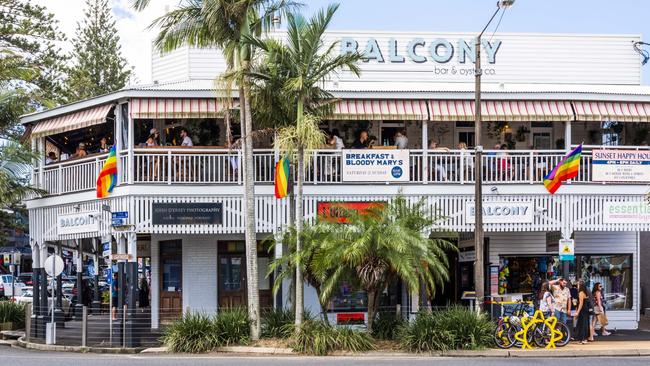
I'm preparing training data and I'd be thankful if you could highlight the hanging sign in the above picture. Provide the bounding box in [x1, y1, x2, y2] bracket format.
[559, 239, 575, 261]
[592, 149, 650, 182]
[342, 150, 410, 182]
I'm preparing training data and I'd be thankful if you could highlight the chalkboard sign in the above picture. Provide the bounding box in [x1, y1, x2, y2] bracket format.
[152, 203, 223, 225]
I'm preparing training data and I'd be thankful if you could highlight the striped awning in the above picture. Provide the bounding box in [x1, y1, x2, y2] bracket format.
[572, 101, 650, 122]
[428, 100, 573, 122]
[329, 99, 428, 120]
[31, 104, 114, 138]
[130, 98, 228, 119]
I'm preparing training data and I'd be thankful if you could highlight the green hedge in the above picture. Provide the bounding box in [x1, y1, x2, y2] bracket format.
[291, 320, 375, 355]
[399, 306, 493, 352]
[0, 301, 25, 329]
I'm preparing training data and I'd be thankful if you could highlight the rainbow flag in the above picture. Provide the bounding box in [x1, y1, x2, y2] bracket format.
[96, 146, 117, 198]
[543, 144, 582, 194]
[274, 156, 290, 199]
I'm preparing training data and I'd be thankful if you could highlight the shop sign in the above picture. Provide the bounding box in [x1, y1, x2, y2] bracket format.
[603, 202, 650, 224]
[458, 250, 476, 263]
[465, 202, 534, 224]
[101, 234, 112, 259]
[490, 266, 500, 296]
[317, 201, 385, 223]
[152, 202, 223, 225]
[592, 149, 650, 182]
[57, 212, 100, 235]
[559, 239, 575, 261]
[342, 150, 410, 182]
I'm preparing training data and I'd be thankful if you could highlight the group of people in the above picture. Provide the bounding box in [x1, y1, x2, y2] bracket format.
[143, 127, 194, 147]
[538, 277, 611, 345]
[45, 137, 112, 164]
[324, 129, 409, 150]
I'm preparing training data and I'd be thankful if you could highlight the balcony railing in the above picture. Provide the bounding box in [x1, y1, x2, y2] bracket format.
[31, 147, 624, 196]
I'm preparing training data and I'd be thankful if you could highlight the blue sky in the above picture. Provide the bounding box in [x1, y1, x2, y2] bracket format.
[302, 0, 650, 84]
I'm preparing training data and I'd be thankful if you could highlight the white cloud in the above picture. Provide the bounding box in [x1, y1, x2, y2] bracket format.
[34, 0, 180, 84]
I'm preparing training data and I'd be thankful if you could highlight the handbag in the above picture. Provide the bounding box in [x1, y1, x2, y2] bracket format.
[593, 305, 603, 315]
[597, 313, 609, 326]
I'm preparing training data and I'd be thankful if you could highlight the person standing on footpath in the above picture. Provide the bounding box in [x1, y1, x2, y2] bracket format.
[575, 280, 593, 344]
[538, 281, 555, 318]
[549, 277, 572, 329]
[592, 282, 611, 336]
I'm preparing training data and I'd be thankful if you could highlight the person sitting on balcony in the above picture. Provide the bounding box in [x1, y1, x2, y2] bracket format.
[45, 152, 58, 164]
[145, 128, 160, 147]
[331, 129, 344, 149]
[499, 143, 512, 180]
[395, 129, 408, 149]
[352, 130, 370, 149]
[72, 143, 88, 159]
[428, 140, 449, 181]
[180, 128, 193, 147]
[98, 137, 110, 153]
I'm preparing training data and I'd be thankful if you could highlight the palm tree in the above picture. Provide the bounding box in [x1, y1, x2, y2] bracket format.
[132, 0, 298, 340]
[245, 3, 362, 327]
[314, 196, 456, 334]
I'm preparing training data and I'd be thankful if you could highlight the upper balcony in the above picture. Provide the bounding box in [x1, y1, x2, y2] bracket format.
[30, 145, 648, 197]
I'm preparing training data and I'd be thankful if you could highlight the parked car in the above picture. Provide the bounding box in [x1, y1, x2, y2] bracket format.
[14, 288, 72, 318]
[0, 274, 25, 298]
[17, 273, 33, 286]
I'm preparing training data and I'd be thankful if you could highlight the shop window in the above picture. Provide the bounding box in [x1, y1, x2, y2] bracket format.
[498, 256, 563, 296]
[579, 255, 632, 310]
[328, 280, 367, 312]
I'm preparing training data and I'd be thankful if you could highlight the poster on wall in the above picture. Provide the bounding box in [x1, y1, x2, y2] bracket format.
[603, 201, 650, 223]
[317, 201, 385, 223]
[592, 149, 650, 182]
[342, 149, 410, 182]
[559, 239, 574, 261]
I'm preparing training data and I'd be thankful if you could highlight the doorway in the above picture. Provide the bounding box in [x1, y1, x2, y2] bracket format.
[160, 240, 182, 322]
[217, 241, 273, 310]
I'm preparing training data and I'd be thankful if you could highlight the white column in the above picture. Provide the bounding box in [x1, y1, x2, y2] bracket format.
[93, 238, 99, 275]
[115, 103, 123, 185]
[422, 119, 429, 184]
[38, 137, 45, 188]
[127, 103, 134, 184]
[565, 120, 572, 152]
[150, 237, 159, 329]
[127, 232, 137, 262]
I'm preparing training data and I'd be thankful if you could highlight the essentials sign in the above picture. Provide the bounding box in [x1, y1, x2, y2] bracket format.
[592, 149, 650, 182]
[342, 150, 410, 182]
[603, 202, 650, 224]
[465, 202, 534, 224]
[57, 212, 100, 235]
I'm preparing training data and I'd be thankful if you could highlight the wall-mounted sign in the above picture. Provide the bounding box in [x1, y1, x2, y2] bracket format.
[458, 250, 476, 263]
[465, 202, 534, 224]
[559, 239, 575, 261]
[57, 212, 100, 235]
[603, 202, 650, 224]
[592, 149, 650, 182]
[342, 150, 409, 182]
[317, 201, 385, 223]
[101, 234, 112, 259]
[152, 202, 223, 225]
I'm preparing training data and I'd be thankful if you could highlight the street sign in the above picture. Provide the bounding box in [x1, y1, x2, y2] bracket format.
[112, 211, 128, 219]
[111, 253, 132, 261]
[44, 255, 65, 277]
[102, 234, 112, 258]
[104, 268, 113, 285]
[559, 239, 575, 261]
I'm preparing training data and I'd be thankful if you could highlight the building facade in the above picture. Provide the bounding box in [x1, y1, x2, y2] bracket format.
[22, 32, 650, 332]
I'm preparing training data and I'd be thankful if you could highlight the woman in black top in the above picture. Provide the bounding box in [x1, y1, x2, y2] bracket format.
[574, 280, 592, 344]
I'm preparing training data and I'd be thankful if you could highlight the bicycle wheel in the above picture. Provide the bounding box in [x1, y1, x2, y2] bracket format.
[532, 323, 549, 348]
[494, 322, 515, 349]
[555, 322, 571, 347]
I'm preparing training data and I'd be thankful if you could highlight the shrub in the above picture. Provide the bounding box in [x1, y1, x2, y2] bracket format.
[161, 312, 219, 353]
[261, 308, 294, 339]
[0, 301, 25, 329]
[291, 320, 375, 355]
[372, 311, 405, 340]
[213, 307, 250, 346]
[398, 306, 493, 352]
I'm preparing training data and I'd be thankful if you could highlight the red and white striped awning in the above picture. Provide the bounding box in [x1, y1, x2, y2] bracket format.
[130, 98, 229, 119]
[329, 99, 428, 120]
[428, 100, 573, 122]
[31, 104, 114, 138]
[572, 101, 650, 122]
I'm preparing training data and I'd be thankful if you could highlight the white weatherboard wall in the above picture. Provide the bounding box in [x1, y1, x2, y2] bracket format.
[182, 236, 218, 313]
[150, 32, 641, 86]
[489, 231, 639, 329]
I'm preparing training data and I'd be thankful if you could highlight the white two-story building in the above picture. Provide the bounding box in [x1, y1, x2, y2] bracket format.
[22, 31, 650, 332]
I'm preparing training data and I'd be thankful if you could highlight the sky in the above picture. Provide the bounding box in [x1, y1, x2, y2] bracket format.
[35, 0, 650, 85]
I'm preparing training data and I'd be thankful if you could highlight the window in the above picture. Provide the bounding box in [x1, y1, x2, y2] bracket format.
[579, 255, 632, 310]
[601, 121, 623, 146]
[458, 131, 475, 147]
[328, 280, 367, 312]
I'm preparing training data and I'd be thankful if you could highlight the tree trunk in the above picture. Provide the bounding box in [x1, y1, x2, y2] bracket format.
[366, 289, 377, 335]
[241, 78, 260, 340]
[225, 109, 232, 148]
[294, 145, 304, 328]
[316, 288, 329, 325]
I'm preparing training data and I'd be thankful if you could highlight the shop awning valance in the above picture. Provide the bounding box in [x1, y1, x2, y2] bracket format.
[31, 104, 114, 138]
[428, 100, 573, 122]
[572, 101, 650, 122]
[329, 99, 428, 120]
[130, 98, 230, 119]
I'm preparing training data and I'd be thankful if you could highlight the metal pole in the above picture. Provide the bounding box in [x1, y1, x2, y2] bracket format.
[473, 33, 485, 313]
[122, 304, 127, 348]
[82, 306, 87, 347]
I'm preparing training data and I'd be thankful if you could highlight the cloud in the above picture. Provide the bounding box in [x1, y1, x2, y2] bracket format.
[34, 0, 179, 84]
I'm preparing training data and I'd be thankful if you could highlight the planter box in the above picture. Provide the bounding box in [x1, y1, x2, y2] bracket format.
[0, 322, 14, 331]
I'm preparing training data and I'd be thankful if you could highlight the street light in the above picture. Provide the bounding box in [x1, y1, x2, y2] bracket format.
[474, 0, 514, 313]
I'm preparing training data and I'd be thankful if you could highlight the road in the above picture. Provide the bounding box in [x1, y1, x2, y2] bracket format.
[1, 347, 650, 366]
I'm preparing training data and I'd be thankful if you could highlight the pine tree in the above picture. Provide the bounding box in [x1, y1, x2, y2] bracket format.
[65, 0, 132, 102]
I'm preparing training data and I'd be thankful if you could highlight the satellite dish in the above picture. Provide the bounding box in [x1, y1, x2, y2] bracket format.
[44, 255, 65, 277]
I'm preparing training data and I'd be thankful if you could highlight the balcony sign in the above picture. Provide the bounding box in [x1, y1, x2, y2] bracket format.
[57, 212, 100, 235]
[592, 149, 650, 182]
[342, 149, 410, 182]
[465, 202, 534, 224]
[152, 202, 223, 225]
[603, 202, 650, 224]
